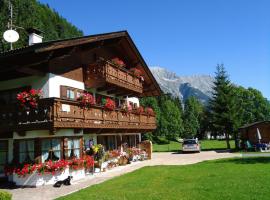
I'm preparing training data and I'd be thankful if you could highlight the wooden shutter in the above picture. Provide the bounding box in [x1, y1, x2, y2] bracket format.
[63, 138, 68, 159]
[60, 86, 68, 99]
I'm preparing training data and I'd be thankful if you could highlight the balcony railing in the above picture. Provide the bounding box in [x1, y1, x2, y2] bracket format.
[86, 59, 143, 94]
[0, 98, 156, 133]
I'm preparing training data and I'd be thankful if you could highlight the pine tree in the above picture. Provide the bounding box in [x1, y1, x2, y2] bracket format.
[208, 64, 237, 149]
[183, 96, 203, 138]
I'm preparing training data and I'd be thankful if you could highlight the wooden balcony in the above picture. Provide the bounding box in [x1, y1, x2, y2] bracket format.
[0, 98, 156, 134]
[85, 59, 143, 95]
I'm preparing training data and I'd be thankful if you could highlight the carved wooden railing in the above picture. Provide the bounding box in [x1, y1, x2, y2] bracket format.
[88, 59, 143, 94]
[0, 98, 55, 132]
[0, 98, 156, 133]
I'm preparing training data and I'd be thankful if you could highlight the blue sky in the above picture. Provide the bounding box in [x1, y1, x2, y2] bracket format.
[39, 0, 270, 99]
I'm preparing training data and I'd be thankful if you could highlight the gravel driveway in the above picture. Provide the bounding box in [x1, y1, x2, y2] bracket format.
[5, 151, 239, 200]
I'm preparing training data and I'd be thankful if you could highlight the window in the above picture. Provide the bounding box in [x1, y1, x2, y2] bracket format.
[0, 141, 8, 174]
[60, 86, 83, 100]
[67, 138, 81, 159]
[67, 89, 75, 99]
[18, 140, 35, 163]
[0, 86, 30, 105]
[41, 139, 61, 163]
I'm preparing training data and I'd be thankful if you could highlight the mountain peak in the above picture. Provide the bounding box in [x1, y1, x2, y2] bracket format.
[150, 67, 214, 104]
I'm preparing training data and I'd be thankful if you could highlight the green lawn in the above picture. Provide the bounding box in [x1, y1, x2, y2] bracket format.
[153, 140, 235, 152]
[57, 157, 270, 200]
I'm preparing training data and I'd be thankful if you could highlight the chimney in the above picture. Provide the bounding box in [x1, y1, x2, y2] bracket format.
[26, 28, 43, 46]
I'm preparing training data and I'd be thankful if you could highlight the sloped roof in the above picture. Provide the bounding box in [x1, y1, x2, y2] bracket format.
[0, 31, 162, 96]
[239, 121, 270, 130]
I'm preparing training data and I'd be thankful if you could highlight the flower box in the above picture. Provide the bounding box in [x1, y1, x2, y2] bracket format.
[9, 168, 86, 187]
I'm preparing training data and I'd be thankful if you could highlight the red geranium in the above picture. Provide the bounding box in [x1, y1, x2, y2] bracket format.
[17, 89, 42, 109]
[77, 92, 96, 109]
[129, 68, 142, 78]
[111, 57, 125, 67]
[104, 98, 116, 111]
[145, 107, 155, 116]
[135, 106, 145, 114]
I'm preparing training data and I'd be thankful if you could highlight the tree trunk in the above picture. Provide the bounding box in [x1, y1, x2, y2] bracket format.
[234, 131, 239, 150]
[225, 132, 231, 149]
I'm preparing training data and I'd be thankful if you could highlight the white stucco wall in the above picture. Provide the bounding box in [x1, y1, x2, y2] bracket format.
[13, 129, 83, 139]
[48, 73, 85, 98]
[0, 74, 50, 97]
[0, 73, 85, 99]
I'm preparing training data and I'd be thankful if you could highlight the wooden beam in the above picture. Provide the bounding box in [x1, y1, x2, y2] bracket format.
[16, 67, 45, 76]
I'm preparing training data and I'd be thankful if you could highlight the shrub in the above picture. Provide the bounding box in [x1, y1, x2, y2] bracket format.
[155, 136, 170, 145]
[0, 190, 12, 200]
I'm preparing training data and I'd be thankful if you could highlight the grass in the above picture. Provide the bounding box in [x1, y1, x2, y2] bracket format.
[57, 157, 270, 200]
[153, 139, 235, 152]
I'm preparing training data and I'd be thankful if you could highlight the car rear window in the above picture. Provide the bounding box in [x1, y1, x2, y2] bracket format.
[183, 140, 197, 144]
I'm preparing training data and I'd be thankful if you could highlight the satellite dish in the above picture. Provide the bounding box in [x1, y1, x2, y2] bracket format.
[3, 29, 19, 43]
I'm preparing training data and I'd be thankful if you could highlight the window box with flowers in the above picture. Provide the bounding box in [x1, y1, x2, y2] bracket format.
[5, 156, 94, 187]
[77, 92, 96, 109]
[129, 67, 143, 78]
[110, 57, 125, 68]
[17, 89, 42, 110]
[145, 107, 155, 116]
[104, 98, 116, 111]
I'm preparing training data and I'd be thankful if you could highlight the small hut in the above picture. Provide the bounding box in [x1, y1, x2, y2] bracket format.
[239, 121, 270, 144]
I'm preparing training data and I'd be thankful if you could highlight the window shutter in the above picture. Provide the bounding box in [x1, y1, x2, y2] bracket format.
[60, 86, 67, 99]
[80, 137, 84, 158]
[63, 138, 69, 159]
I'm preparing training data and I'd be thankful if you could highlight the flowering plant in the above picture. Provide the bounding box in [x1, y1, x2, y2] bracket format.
[108, 150, 121, 158]
[129, 68, 142, 78]
[104, 98, 116, 111]
[111, 57, 125, 67]
[77, 92, 96, 109]
[145, 107, 155, 116]
[121, 102, 132, 114]
[4, 157, 94, 177]
[135, 106, 145, 114]
[36, 159, 69, 175]
[17, 89, 42, 109]
[91, 144, 105, 161]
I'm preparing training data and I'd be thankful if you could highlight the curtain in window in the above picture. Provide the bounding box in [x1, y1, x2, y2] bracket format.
[41, 139, 61, 163]
[41, 139, 50, 163]
[68, 139, 80, 158]
[19, 140, 35, 163]
[52, 139, 61, 160]
[73, 139, 80, 158]
[19, 141, 26, 163]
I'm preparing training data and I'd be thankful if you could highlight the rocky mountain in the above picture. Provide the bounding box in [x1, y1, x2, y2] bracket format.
[150, 67, 215, 104]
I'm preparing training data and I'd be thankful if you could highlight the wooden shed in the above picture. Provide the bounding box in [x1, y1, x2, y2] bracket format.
[239, 121, 270, 144]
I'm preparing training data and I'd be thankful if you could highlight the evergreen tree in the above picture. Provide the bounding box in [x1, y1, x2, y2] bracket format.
[208, 64, 237, 149]
[183, 96, 203, 138]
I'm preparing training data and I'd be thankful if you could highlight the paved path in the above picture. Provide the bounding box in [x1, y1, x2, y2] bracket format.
[5, 151, 239, 200]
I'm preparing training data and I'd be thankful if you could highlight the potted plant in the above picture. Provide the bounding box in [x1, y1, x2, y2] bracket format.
[111, 57, 125, 68]
[129, 67, 142, 78]
[104, 98, 116, 111]
[145, 107, 155, 116]
[77, 92, 96, 109]
[17, 89, 42, 109]
[135, 106, 145, 114]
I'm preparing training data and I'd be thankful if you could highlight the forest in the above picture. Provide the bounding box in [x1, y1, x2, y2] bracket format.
[0, 0, 83, 52]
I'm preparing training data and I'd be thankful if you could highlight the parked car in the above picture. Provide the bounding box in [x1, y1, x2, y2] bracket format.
[182, 139, 201, 153]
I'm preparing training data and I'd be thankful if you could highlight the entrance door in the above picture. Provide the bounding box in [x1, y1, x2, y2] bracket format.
[0, 140, 8, 175]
